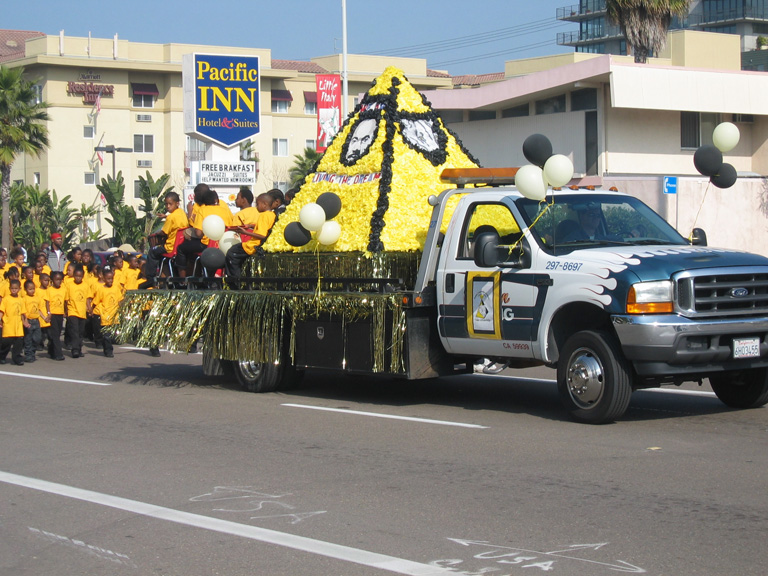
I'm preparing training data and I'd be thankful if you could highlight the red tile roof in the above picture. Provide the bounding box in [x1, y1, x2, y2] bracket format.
[452, 72, 506, 87]
[427, 69, 451, 78]
[0, 29, 44, 62]
[271, 59, 328, 74]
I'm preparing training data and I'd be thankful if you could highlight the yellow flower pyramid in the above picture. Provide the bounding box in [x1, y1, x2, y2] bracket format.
[265, 66, 479, 253]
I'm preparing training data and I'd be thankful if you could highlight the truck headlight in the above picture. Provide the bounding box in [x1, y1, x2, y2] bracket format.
[627, 280, 673, 314]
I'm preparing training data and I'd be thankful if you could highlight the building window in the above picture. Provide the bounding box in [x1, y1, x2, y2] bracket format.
[272, 138, 288, 157]
[272, 100, 289, 113]
[273, 181, 289, 192]
[681, 112, 719, 148]
[84, 125, 94, 139]
[31, 84, 43, 104]
[134, 180, 142, 199]
[33, 172, 40, 185]
[305, 139, 316, 150]
[84, 172, 96, 185]
[468, 110, 496, 121]
[536, 95, 566, 115]
[304, 102, 317, 115]
[571, 88, 597, 111]
[133, 94, 154, 108]
[501, 104, 529, 118]
[134, 134, 154, 153]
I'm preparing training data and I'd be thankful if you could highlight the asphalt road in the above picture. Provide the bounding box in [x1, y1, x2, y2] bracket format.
[1, 343, 766, 576]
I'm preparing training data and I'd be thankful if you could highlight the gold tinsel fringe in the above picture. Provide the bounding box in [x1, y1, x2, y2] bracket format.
[114, 289, 407, 374]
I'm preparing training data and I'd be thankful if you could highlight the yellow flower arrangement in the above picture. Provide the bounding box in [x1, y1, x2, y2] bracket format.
[265, 66, 480, 254]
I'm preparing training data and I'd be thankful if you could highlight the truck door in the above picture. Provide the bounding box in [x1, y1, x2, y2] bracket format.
[437, 201, 536, 358]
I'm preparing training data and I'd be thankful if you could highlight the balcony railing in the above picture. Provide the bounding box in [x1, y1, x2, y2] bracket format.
[557, 24, 623, 46]
[184, 150, 206, 172]
[689, 5, 768, 26]
[557, 1, 607, 21]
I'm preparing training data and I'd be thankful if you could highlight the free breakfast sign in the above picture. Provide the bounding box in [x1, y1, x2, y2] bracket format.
[183, 53, 260, 147]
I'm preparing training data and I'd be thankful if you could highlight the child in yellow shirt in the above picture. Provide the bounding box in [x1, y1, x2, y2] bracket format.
[65, 265, 90, 358]
[23, 280, 48, 363]
[0, 279, 28, 365]
[88, 269, 124, 358]
[47, 271, 66, 361]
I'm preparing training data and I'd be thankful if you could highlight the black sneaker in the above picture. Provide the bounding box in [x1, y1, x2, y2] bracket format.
[149, 348, 161, 357]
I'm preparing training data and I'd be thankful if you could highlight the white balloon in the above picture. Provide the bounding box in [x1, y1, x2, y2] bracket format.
[218, 230, 240, 254]
[299, 203, 326, 232]
[201, 214, 226, 241]
[317, 220, 341, 245]
[543, 154, 574, 188]
[712, 122, 740, 153]
[515, 164, 547, 201]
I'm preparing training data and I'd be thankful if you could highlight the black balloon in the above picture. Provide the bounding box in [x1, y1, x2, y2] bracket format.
[710, 162, 737, 189]
[522, 134, 553, 168]
[693, 145, 723, 177]
[284, 221, 312, 246]
[200, 246, 226, 270]
[316, 192, 342, 219]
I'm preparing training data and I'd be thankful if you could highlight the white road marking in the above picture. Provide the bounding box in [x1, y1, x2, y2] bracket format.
[282, 404, 489, 429]
[0, 371, 110, 387]
[0, 471, 452, 576]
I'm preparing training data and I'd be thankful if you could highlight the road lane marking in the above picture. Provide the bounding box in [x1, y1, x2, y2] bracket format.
[0, 371, 110, 387]
[0, 471, 452, 576]
[282, 404, 489, 429]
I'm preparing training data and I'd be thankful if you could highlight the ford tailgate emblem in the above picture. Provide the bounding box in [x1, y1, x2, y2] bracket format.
[316, 327, 325, 340]
[730, 287, 749, 298]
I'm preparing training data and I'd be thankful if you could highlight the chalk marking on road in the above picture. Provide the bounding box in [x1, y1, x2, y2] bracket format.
[0, 471, 454, 576]
[0, 370, 111, 387]
[282, 404, 489, 429]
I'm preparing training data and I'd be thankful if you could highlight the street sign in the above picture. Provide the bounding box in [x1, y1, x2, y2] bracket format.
[663, 176, 678, 195]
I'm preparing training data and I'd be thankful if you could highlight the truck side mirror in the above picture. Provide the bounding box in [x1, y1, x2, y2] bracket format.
[473, 231, 501, 268]
[690, 227, 707, 246]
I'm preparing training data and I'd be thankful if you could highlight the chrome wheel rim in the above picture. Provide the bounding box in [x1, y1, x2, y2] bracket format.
[238, 360, 262, 381]
[566, 347, 605, 409]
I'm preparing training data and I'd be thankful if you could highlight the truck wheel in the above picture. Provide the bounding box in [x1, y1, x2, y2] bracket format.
[557, 330, 633, 424]
[709, 368, 768, 408]
[234, 360, 283, 393]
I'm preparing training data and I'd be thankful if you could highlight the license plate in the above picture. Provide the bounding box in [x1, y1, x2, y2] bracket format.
[733, 337, 760, 359]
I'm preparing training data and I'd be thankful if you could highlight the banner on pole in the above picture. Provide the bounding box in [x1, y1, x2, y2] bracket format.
[316, 74, 341, 152]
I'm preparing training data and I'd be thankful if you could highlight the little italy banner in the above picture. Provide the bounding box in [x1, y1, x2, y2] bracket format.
[316, 74, 341, 152]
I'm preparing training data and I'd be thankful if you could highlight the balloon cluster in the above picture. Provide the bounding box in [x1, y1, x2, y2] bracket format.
[284, 192, 343, 247]
[693, 122, 740, 189]
[516, 134, 575, 201]
[199, 215, 228, 270]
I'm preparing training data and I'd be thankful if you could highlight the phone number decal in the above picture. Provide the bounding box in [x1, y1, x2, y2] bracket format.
[545, 261, 583, 272]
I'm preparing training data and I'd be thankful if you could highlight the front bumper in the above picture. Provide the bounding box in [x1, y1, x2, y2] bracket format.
[612, 314, 768, 376]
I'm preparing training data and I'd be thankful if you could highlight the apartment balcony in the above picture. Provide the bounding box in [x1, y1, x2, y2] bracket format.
[184, 150, 206, 173]
[557, 1, 607, 22]
[557, 24, 623, 47]
[689, 5, 768, 27]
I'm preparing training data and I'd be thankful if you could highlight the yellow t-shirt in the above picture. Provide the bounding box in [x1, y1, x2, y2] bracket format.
[123, 267, 141, 291]
[47, 285, 66, 315]
[195, 203, 234, 245]
[23, 292, 47, 321]
[65, 280, 90, 319]
[161, 208, 190, 253]
[233, 206, 260, 228]
[91, 283, 124, 326]
[35, 287, 52, 328]
[0, 294, 25, 338]
[243, 210, 276, 255]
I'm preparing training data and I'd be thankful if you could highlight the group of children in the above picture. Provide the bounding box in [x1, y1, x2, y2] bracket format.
[147, 183, 286, 284]
[0, 245, 139, 365]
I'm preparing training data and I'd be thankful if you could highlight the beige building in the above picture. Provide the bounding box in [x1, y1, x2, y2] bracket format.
[424, 30, 768, 256]
[2, 31, 451, 235]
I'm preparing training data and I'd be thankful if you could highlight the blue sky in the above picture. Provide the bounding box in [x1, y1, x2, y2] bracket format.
[6, 0, 574, 75]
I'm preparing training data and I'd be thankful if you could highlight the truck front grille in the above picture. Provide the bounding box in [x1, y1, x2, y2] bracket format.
[676, 267, 768, 318]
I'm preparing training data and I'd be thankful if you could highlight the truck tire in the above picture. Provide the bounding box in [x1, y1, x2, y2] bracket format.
[557, 330, 633, 424]
[709, 368, 768, 408]
[234, 360, 283, 393]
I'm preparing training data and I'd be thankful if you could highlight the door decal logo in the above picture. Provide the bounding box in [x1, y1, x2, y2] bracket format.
[466, 271, 501, 339]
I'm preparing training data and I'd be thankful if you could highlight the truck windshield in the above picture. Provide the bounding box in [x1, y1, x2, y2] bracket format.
[516, 194, 688, 255]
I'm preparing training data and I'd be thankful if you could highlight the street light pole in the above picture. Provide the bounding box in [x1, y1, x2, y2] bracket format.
[94, 145, 133, 179]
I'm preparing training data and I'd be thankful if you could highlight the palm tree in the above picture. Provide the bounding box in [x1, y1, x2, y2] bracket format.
[0, 65, 49, 248]
[606, 0, 691, 63]
[135, 171, 174, 248]
[289, 147, 322, 188]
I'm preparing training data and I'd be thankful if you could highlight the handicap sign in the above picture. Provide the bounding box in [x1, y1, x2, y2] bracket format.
[663, 176, 678, 195]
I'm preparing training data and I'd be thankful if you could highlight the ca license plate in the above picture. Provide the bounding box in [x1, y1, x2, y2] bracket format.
[733, 337, 760, 359]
